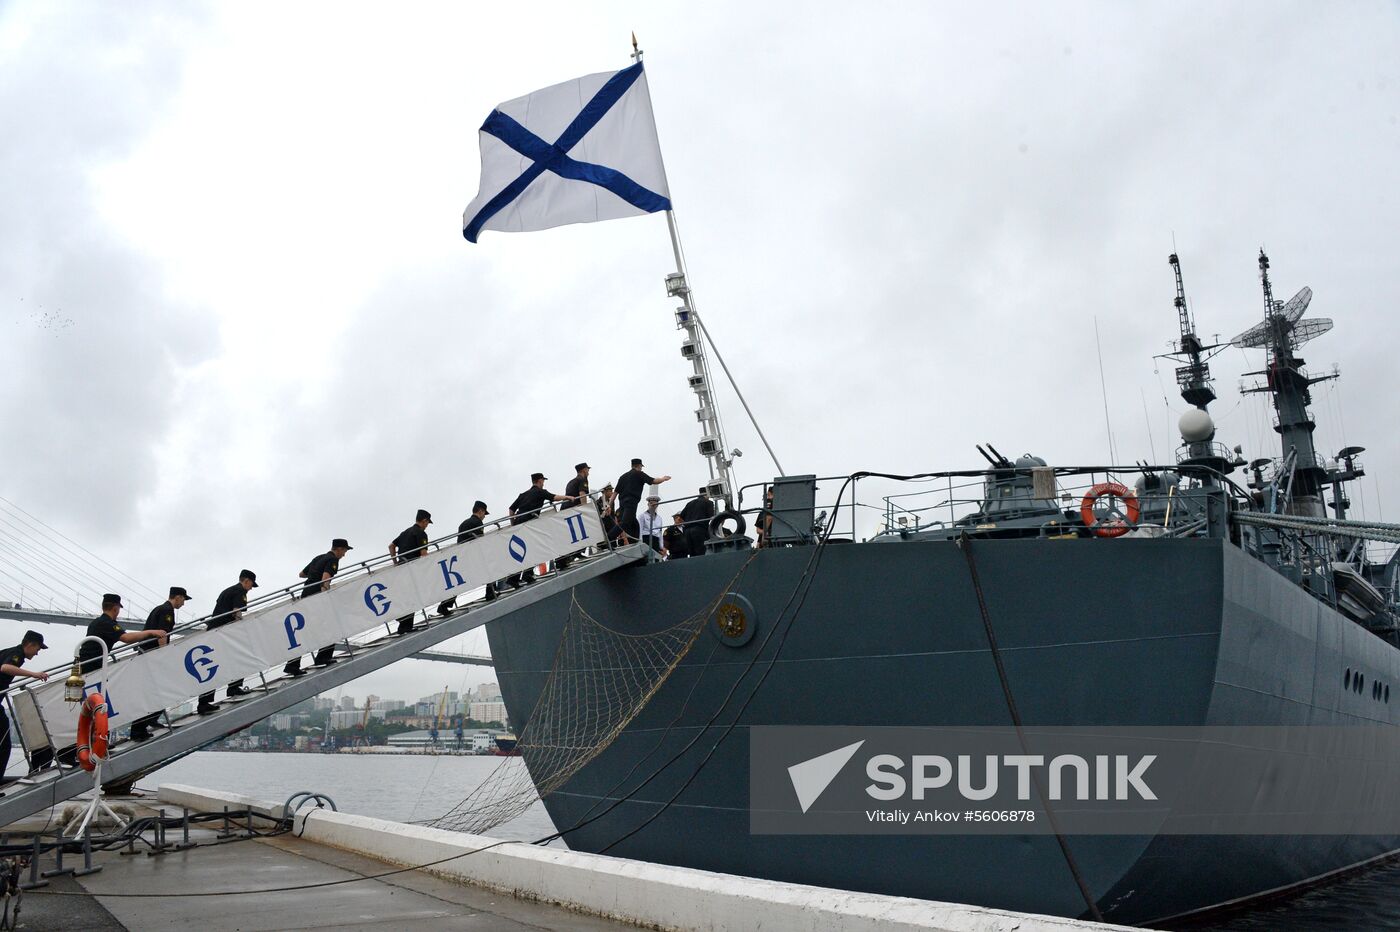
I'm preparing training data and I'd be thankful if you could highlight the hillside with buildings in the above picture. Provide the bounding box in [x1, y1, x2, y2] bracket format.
[203, 682, 511, 753]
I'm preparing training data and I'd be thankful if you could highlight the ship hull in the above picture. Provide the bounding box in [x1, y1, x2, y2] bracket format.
[486, 539, 1400, 924]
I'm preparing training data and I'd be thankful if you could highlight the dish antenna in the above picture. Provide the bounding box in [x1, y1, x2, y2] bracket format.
[1229, 254, 1329, 350]
[1279, 286, 1312, 324]
[1290, 318, 1334, 346]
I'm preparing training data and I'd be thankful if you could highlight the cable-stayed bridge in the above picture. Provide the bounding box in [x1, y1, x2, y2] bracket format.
[0, 494, 171, 622]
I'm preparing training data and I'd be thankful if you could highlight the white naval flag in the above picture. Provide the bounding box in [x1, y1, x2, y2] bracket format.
[462, 62, 671, 243]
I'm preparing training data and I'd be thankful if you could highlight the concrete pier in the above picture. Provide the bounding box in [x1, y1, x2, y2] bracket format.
[10, 794, 624, 931]
[5, 785, 1141, 931]
[158, 784, 1138, 932]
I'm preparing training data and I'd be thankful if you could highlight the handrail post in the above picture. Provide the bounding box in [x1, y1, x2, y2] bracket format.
[175, 805, 196, 850]
[40, 832, 72, 878]
[20, 834, 48, 889]
[73, 828, 102, 876]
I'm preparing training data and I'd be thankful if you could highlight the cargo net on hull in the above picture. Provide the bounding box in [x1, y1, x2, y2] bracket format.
[425, 574, 742, 837]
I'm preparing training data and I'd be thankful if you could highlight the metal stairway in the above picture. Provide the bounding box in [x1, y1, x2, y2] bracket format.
[2, 608, 495, 668]
[0, 544, 647, 827]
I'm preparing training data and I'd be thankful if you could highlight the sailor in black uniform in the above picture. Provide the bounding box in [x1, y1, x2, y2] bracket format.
[439, 503, 491, 615]
[506, 473, 570, 587]
[680, 487, 716, 557]
[0, 631, 48, 782]
[615, 458, 671, 540]
[129, 586, 191, 741]
[81, 594, 166, 673]
[284, 539, 352, 676]
[557, 463, 591, 569]
[198, 572, 257, 713]
[389, 510, 432, 634]
[663, 513, 690, 559]
[457, 503, 489, 543]
[564, 463, 590, 507]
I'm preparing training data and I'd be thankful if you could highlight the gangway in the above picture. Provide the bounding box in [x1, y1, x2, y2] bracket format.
[2, 608, 497, 669]
[414, 650, 494, 666]
[0, 537, 648, 828]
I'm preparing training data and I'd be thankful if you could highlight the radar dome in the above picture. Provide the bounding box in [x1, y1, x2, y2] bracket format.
[1179, 408, 1214, 443]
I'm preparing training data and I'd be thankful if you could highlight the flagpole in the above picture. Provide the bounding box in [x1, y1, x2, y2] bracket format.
[665, 208, 787, 481]
[637, 36, 785, 510]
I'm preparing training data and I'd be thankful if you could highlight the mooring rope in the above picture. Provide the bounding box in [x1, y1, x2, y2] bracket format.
[957, 533, 1106, 923]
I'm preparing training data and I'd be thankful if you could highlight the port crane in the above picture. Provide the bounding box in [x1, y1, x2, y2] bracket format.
[351, 696, 375, 748]
[428, 687, 450, 748]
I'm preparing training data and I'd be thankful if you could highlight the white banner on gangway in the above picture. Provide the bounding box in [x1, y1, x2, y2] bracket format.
[26, 507, 603, 750]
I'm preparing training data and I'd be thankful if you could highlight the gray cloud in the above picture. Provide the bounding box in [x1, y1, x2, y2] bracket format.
[0, 8, 217, 542]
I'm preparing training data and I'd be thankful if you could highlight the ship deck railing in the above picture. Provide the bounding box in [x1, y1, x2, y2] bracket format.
[734, 463, 1251, 543]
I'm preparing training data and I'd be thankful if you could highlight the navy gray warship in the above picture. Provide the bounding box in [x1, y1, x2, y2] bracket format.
[485, 250, 1400, 925]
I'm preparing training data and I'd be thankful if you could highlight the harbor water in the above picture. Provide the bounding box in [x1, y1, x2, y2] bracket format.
[139, 750, 556, 842]
[138, 751, 1400, 930]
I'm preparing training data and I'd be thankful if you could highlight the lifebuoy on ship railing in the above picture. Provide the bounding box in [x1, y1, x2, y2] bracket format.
[76, 692, 110, 773]
[1080, 482, 1140, 538]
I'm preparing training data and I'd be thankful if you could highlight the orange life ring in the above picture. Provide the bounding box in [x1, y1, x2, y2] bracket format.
[1080, 482, 1140, 538]
[76, 692, 110, 773]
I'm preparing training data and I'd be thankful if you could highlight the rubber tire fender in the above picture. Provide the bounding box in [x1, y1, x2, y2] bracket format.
[709, 509, 747, 539]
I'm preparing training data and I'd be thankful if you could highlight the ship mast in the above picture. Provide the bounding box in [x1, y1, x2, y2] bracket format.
[635, 34, 785, 506]
[1232, 250, 1337, 516]
[1164, 253, 1234, 478]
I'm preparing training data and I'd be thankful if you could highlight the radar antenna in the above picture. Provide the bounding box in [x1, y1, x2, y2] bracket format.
[1280, 285, 1313, 324]
[1229, 253, 1326, 350]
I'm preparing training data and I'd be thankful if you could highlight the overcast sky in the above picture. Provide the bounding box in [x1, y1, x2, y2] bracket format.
[2, 2, 1397, 705]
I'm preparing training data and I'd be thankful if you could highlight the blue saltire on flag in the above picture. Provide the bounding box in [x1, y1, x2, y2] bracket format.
[463, 62, 672, 243]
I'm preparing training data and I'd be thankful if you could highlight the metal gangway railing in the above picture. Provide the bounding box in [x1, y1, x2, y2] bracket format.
[0, 502, 650, 829]
[2, 607, 498, 669]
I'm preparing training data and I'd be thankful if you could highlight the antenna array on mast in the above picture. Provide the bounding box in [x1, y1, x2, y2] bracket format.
[1166, 252, 1219, 410]
[1231, 249, 1341, 514]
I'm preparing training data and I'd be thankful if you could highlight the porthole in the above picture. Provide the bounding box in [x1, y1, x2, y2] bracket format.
[1345, 668, 1352, 689]
[1357, 673, 1365, 694]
